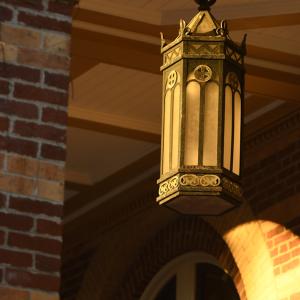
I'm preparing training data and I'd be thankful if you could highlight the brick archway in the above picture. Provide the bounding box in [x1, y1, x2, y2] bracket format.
[113, 216, 247, 300]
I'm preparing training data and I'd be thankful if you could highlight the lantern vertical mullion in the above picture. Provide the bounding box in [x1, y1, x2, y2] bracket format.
[230, 85, 235, 172]
[198, 84, 205, 166]
[218, 64, 225, 168]
[169, 88, 175, 171]
[180, 60, 188, 169]
[172, 83, 181, 170]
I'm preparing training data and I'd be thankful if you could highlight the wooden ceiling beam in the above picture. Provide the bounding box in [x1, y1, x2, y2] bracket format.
[74, 5, 300, 38]
[71, 30, 300, 102]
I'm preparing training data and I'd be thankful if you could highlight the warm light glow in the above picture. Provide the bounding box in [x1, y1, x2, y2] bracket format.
[162, 90, 172, 174]
[233, 92, 241, 175]
[203, 82, 219, 166]
[223, 86, 232, 170]
[184, 81, 200, 166]
[172, 86, 181, 170]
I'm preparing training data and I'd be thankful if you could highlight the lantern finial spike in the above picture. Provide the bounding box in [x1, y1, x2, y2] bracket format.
[194, 0, 216, 10]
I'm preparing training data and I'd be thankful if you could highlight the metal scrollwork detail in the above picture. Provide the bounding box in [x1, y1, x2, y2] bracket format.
[216, 20, 228, 37]
[159, 175, 179, 196]
[222, 178, 242, 197]
[180, 174, 221, 187]
[166, 71, 178, 89]
[194, 65, 212, 82]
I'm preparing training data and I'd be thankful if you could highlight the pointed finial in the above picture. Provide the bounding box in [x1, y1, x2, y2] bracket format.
[194, 0, 216, 10]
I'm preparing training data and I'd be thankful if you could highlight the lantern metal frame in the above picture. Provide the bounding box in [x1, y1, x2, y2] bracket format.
[157, 1, 246, 215]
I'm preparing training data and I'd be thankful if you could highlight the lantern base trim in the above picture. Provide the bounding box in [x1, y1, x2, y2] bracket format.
[157, 172, 242, 215]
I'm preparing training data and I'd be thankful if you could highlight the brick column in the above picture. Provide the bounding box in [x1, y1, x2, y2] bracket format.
[0, 1, 73, 299]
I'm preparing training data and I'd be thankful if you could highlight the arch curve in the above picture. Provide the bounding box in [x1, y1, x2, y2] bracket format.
[113, 216, 247, 300]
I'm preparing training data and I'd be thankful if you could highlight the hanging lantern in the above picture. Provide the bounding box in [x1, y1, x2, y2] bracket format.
[157, 0, 246, 215]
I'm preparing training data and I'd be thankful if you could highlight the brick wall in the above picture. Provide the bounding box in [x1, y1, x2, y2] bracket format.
[244, 139, 300, 214]
[0, 0, 73, 299]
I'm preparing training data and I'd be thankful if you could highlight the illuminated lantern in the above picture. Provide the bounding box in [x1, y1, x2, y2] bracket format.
[157, 0, 246, 215]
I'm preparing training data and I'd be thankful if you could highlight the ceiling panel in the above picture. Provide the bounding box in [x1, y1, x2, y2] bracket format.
[70, 63, 162, 124]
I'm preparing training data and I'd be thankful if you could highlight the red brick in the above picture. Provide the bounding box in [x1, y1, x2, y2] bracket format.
[270, 247, 278, 257]
[14, 120, 66, 143]
[266, 240, 273, 249]
[7, 137, 38, 157]
[2, 0, 43, 10]
[266, 225, 284, 239]
[0, 63, 40, 82]
[44, 72, 69, 90]
[0, 287, 30, 300]
[274, 231, 292, 246]
[290, 238, 300, 249]
[6, 268, 60, 292]
[14, 83, 68, 106]
[8, 232, 62, 255]
[18, 48, 70, 71]
[274, 253, 290, 266]
[280, 244, 288, 253]
[37, 219, 62, 236]
[0, 212, 33, 231]
[282, 258, 299, 273]
[291, 292, 300, 300]
[9, 196, 63, 217]
[292, 247, 300, 257]
[48, 1, 73, 16]
[18, 11, 71, 33]
[0, 230, 5, 245]
[0, 153, 4, 169]
[0, 99, 39, 120]
[0, 249, 32, 267]
[0, 192, 6, 208]
[41, 144, 66, 161]
[36, 254, 61, 272]
[0, 79, 9, 95]
[0, 116, 9, 131]
[0, 135, 7, 150]
[0, 5, 13, 22]
[42, 107, 67, 126]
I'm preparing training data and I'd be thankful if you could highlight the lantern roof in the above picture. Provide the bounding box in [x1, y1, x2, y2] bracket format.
[160, 1, 246, 56]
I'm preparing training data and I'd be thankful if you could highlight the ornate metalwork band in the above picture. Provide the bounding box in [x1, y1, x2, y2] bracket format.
[180, 174, 220, 187]
[222, 177, 242, 197]
[158, 174, 221, 197]
[159, 175, 180, 196]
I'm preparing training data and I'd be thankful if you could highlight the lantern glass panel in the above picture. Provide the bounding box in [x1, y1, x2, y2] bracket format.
[203, 82, 219, 166]
[233, 92, 241, 175]
[172, 85, 181, 170]
[162, 90, 172, 174]
[223, 86, 232, 170]
[184, 81, 201, 166]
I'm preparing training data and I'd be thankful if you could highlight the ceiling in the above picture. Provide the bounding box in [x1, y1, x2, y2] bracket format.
[65, 0, 300, 224]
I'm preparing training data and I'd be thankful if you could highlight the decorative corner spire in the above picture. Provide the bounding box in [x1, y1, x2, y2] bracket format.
[194, 0, 216, 11]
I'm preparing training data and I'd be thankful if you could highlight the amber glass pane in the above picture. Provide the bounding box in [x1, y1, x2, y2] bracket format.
[223, 86, 232, 170]
[233, 92, 241, 175]
[203, 82, 219, 166]
[172, 86, 180, 170]
[184, 81, 200, 166]
[163, 90, 172, 174]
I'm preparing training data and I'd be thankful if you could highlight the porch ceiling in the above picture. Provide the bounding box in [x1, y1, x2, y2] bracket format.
[65, 0, 300, 225]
